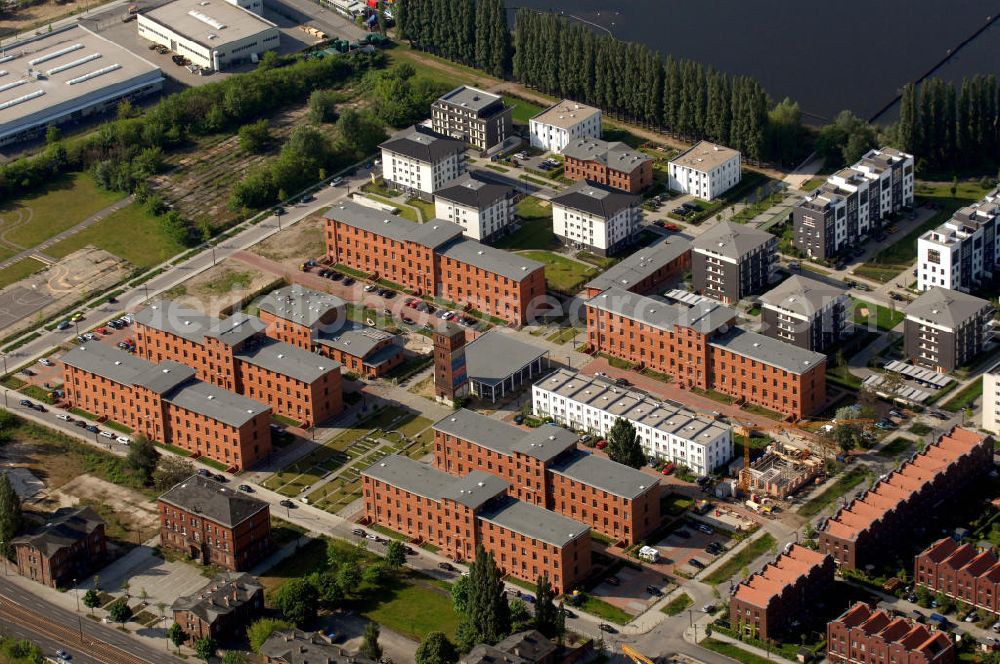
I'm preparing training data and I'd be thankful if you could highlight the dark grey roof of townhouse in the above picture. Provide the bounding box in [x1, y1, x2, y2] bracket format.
[691, 221, 775, 260]
[131, 361, 197, 394]
[435, 173, 513, 209]
[234, 338, 340, 384]
[585, 235, 692, 292]
[379, 125, 465, 163]
[61, 342, 151, 384]
[550, 181, 639, 219]
[760, 275, 848, 318]
[171, 572, 262, 624]
[315, 325, 398, 360]
[261, 629, 377, 664]
[493, 631, 557, 664]
[477, 496, 588, 548]
[562, 137, 651, 173]
[437, 86, 504, 115]
[361, 455, 508, 509]
[158, 475, 269, 528]
[324, 200, 465, 249]
[135, 301, 266, 346]
[587, 287, 737, 335]
[462, 645, 528, 664]
[463, 331, 548, 387]
[438, 237, 544, 282]
[433, 409, 576, 462]
[162, 379, 270, 428]
[258, 284, 345, 329]
[905, 287, 993, 330]
[11, 507, 104, 556]
[709, 327, 826, 374]
[547, 449, 656, 500]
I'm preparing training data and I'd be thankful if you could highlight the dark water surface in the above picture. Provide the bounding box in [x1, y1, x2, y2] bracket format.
[508, 1, 1000, 123]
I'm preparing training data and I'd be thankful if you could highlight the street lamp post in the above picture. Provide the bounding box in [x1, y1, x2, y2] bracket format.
[211, 246, 217, 266]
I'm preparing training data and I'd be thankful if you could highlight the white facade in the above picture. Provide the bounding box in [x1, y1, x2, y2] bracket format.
[434, 196, 512, 242]
[529, 100, 602, 154]
[226, 0, 262, 14]
[551, 199, 640, 254]
[381, 148, 465, 199]
[984, 370, 1000, 435]
[917, 188, 1000, 292]
[668, 142, 741, 200]
[531, 369, 733, 476]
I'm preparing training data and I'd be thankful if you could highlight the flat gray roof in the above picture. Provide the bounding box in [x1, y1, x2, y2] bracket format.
[438, 237, 543, 282]
[547, 449, 657, 500]
[361, 455, 508, 509]
[463, 331, 547, 387]
[142, 0, 278, 49]
[530, 99, 601, 129]
[234, 338, 339, 384]
[478, 496, 588, 548]
[691, 221, 774, 260]
[324, 200, 464, 249]
[437, 86, 502, 114]
[258, 284, 345, 328]
[710, 327, 826, 375]
[433, 409, 576, 462]
[669, 140, 740, 172]
[585, 235, 692, 292]
[587, 287, 737, 335]
[550, 181, 638, 219]
[0, 24, 163, 143]
[760, 274, 847, 318]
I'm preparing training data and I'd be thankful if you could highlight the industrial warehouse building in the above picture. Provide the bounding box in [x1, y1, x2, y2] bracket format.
[0, 24, 163, 146]
[137, 0, 279, 72]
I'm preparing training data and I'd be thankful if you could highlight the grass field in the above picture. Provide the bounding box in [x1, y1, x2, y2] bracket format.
[661, 592, 693, 616]
[799, 467, 871, 518]
[406, 197, 436, 222]
[943, 377, 983, 413]
[851, 296, 904, 332]
[504, 96, 544, 124]
[579, 594, 634, 625]
[46, 203, 188, 268]
[0, 258, 46, 290]
[701, 638, 775, 664]
[495, 197, 556, 250]
[0, 173, 124, 257]
[519, 250, 598, 293]
[703, 533, 777, 585]
[362, 575, 460, 640]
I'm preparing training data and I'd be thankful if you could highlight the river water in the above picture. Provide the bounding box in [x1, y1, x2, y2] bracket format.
[508, 0, 1000, 123]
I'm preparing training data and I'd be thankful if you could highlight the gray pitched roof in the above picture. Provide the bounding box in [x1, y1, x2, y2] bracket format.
[587, 287, 737, 334]
[171, 572, 262, 624]
[135, 301, 266, 346]
[462, 645, 528, 664]
[709, 327, 826, 374]
[463, 331, 548, 387]
[61, 342, 151, 384]
[691, 221, 775, 259]
[158, 475, 269, 528]
[315, 325, 398, 360]
[585, 235, 692, 292]
[760, 274, 848, 318]
[234, 338, 340, 384]
[131, 361, 197, 394]
[438, 237, 544, 282]
[261, 629, 377, 664]
[361, 455, 508, 509]
[433, 409, 576, 462]
[493, 631, 557, 664]
[562, 137, 651, 174]
[258, 284, 345, 328]
[477, 496, 588, 548]
[550, 181, 639, 219]
[670, 140, 740, 172]
[324, 200, 465, 249]
[11, 507, 103, 557]
[163, 379, 270, 428]
[379, 125, 465, 163]
[547, 449, 657, 500]
[434, 173, 513, 209]
[905, 287, 993, 330]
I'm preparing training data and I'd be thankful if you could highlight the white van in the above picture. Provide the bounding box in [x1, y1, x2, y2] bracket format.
[638, 545, 660, 563]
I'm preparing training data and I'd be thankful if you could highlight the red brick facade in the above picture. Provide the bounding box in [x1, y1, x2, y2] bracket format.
[915, 538, 1000, 614]
[564, 155, 653, 193]
[827, 603, 955, 664]
[12, 508, 106, 588]
[172, 573, 264, 646]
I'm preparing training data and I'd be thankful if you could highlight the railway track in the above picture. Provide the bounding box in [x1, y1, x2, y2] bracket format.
[0, 595, 151, 664]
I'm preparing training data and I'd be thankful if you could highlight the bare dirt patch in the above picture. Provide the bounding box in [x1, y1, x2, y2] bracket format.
[160, 258, 275, 316]
[251, 212, 326, 268]
[0, 0, 87, 38]
[41, 474, 159, 536]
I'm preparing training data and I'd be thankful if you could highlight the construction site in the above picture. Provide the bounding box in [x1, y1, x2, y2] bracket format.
[740, 444, 824, 500]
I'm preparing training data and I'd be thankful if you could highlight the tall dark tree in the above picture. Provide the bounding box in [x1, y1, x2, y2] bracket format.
[898, 82, 918, 154]
[607, 418, 644, 469]
[455, 544, 511, 652]
[0, 473, 23, 560]
[533, 574, 560, 637]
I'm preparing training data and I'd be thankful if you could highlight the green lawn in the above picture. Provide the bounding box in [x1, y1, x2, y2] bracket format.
[495, 197, 556, 250]
[46, 203, 188, 268]
[878, 437, 916, 459]
[406, 197, 437, 222]
[661, 493, 694, 516]
[850, 296, 904, 332]
[579, 594, 634, 625]
[0, 258, 46, 290]
[703, 533, 777, 585]
[942, 377, 984, 413]
[362, 575, 461, 641]
[798, 468, 871, 518]
[504, 96, 544, 124]
[518, 250, 598, 293]
[701, 638, 777, 664]
[0, 173, 124, 254]
[661, 593, 693, 616]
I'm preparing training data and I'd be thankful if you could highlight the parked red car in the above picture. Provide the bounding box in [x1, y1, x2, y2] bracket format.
[595, 439, 608, 450]
[661, 462, 675, 475]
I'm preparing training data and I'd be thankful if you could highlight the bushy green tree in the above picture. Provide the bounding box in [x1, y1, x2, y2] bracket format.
[607, 418, 644, 468]
[108, 598, 133, 627]
[455, 545, 510, 652]
[385, 540, 406, 568]
[416, 631, 458, 664]
[274, 578, 319, 626]
[307, 89, 340, 124]
[246, 618, 292, 653]
[126, 436, 159, 484]
[238, 119, 271, 154]
[360, 622, 382, 661]
[194, 636, 217, 661]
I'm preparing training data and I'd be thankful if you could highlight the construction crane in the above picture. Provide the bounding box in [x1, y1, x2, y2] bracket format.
[739, 441, 751, 494]
[622, 645, 655, 664]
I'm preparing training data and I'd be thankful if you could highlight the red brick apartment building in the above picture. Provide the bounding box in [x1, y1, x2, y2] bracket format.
[828, 603, 955, 664]
[583, 236, 691, 299]
[324, 200, 546, 326]
[818, 427, 992, 570]
[586, 288, 827, 419]
[159, 475, 271, 571]
[12, 507, 106, 588]
[729, 544, 835, 641]
[257, 284, 405, 378]
[134, 300, 343, 427]
[172, 572, 263, 646]
[915, 538, 1000, 614]
[562, 138, 653, 193]
[61, 343, 271, 470]
[433, 408, 660, 545]
[361, 454, 590, 593]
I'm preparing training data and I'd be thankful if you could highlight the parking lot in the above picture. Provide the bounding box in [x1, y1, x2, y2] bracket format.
[649, 523, 734, 577]
[589, 565, 673, 616]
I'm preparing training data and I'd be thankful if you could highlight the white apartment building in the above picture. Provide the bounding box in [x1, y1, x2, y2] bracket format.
[984, 369, 1000, 435]
[532, 368, 733, 476]
[433, 174, 514, 242]
[137, 0, 279, 71]
[668, 141, 741, 200]
[379, 126, 466, 201]
[226, 0, 262, 14]
[529, 99, 602, 154]
[550, 182, 641, 257]
[917, 188, 1000, 292]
